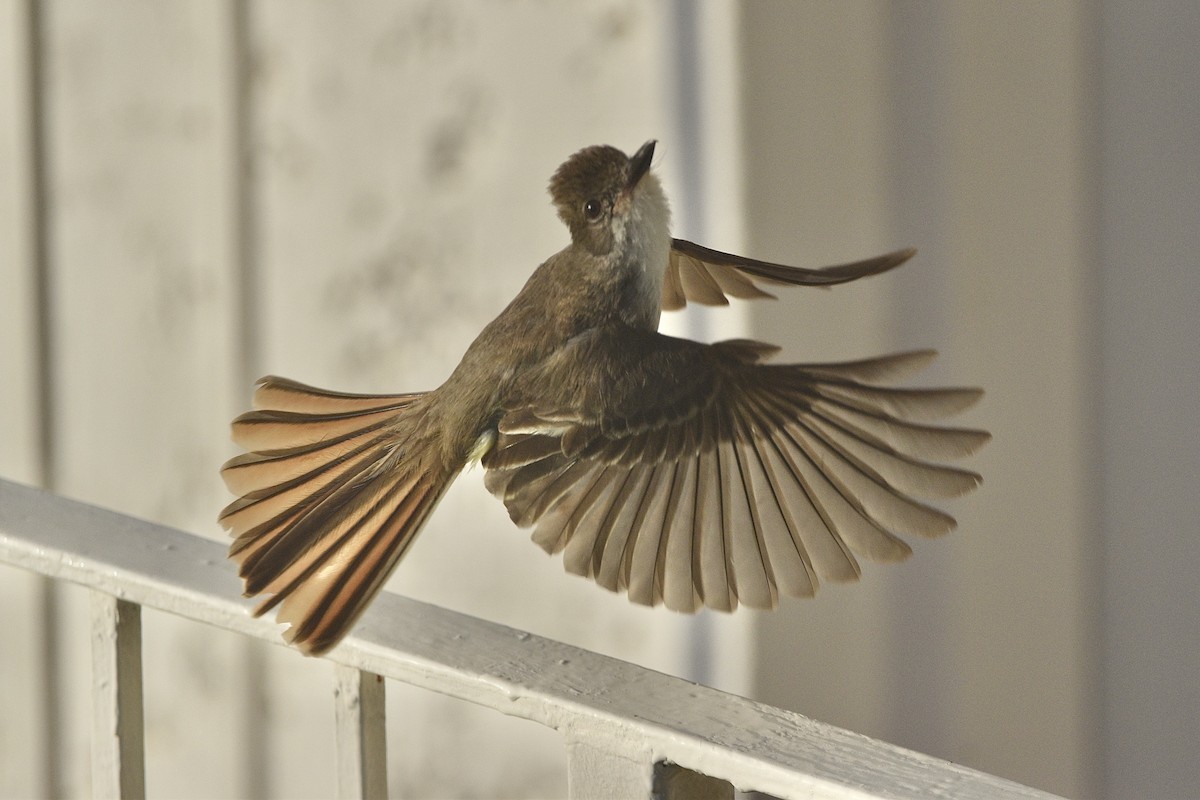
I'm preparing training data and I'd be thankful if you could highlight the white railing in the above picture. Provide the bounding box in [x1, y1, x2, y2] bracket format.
[0, 479, 1061, 800]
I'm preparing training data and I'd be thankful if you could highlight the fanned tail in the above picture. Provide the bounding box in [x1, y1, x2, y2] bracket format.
[219, 376, 451, 655]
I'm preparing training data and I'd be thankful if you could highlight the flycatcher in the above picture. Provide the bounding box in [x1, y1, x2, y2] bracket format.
[220, 140, 988, 655]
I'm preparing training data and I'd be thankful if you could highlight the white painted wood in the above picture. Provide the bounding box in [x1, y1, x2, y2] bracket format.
[334, 665, 388, 800]
[565, 736, 653, 799]
[565, 738, 734, 800]
[0, 479, 1064, 800]
[89, 592, 146, 800]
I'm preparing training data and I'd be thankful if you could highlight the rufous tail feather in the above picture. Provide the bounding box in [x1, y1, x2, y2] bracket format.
[219, 376, 451, 655]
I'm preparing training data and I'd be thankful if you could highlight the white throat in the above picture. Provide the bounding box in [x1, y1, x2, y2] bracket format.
[623, 172, 672, 327]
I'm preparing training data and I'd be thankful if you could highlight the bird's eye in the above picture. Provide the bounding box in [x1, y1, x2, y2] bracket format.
[583, 199, 603, 220]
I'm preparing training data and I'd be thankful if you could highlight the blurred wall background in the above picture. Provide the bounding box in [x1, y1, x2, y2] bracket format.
[1, 2, 1197, 799]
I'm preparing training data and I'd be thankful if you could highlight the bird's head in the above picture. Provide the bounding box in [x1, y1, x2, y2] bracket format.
[548, 140, 668, 257]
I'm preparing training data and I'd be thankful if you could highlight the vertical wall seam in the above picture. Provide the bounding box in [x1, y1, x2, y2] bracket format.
[25, 0, 65, 797]
[880, 3, 955, 758]
[27, 0, 51, 490]
[667, 0, 714, 690]
[229, 2, 271, 798]
[1076, 6, 1107, 797]
[233, 0, 260, 389]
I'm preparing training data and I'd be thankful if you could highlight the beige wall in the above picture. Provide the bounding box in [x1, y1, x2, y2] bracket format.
[740, 5, 1096, 797]
[739, 4, 1200, 799]
[2, 2, 1198, 799]
[1096, 5, 1200, 799]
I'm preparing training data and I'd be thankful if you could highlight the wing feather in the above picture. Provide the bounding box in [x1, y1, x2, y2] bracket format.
[694, 412, 734, 611]
[664, 240, 916, 310]
[727, 429, 778, 609]
[622, 465, 666, 606]
[484, 328, 986, 613]
[595, 464, 655, 592]
[659, 457, 701, 612]
[561, 468, 627, 577]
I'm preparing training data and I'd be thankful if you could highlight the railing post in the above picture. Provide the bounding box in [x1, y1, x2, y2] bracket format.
[565, 736, 655, 799]
[565, 734, 734, 800]
[334, 664, 388, 800]
[90, 592, 145, 800]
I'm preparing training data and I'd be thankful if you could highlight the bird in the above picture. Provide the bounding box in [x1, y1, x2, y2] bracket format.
[219, 140, 989, 656]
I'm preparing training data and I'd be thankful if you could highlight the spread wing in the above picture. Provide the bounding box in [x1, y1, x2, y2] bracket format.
[662, 239, 916, 311]
[482, 328, 989, 612]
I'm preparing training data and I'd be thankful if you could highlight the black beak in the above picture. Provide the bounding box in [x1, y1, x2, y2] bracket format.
[628, 140, 656, 188]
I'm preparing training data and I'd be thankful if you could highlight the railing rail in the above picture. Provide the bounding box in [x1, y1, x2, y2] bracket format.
[0, 479, 1062, 800]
